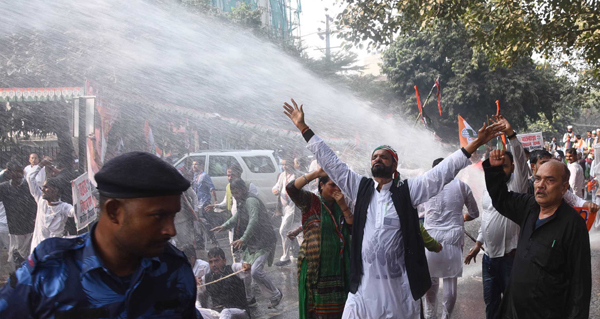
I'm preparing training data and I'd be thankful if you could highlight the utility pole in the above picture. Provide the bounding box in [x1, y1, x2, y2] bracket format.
[325, 10, 331, 61]
[318, 8, 334, 61]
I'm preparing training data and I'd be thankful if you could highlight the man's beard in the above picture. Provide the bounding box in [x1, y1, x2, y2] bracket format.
[371, 163, 394, 178]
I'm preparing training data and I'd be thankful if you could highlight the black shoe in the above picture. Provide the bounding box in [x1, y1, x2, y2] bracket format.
[275, 260, 291, 267]
[269, 289, 283, 308]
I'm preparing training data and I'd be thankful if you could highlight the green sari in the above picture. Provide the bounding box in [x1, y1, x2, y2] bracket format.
[298, 196, 351, 319]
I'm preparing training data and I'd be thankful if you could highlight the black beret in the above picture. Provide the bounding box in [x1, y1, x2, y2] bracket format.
[95, 152, 190, 198]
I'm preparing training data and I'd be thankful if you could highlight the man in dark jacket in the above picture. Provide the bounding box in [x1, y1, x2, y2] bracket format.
[0, 161, 37, 267]
[485, 150, 591, 319]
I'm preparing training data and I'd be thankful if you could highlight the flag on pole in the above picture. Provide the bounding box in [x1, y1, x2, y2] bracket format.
[458, 115, 478, 147]
[435, 78, 442, 116]
[495, 100, 507, 149]
[495, 100, 500, 116]
[414, 86, 426, 126]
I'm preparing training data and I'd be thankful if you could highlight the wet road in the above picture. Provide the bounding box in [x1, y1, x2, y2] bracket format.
[200, 219, 600, 318]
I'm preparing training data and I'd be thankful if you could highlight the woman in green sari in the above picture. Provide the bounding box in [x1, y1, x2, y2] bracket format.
[286, 168, 353, 319]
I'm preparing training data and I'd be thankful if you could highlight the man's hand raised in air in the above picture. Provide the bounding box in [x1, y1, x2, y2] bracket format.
[283, 99, 308, 132]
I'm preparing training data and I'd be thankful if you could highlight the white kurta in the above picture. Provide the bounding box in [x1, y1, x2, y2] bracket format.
[26, 166, 74, 254]
[420, 179, 479, 278]
[307, 135, 471, 319]
[24, 165, 46, 187]
[567, 162, 585, 198]
[477, 139, 529, 258]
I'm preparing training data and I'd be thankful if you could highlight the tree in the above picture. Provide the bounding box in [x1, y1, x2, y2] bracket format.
[337, 0, 600, 79]
[379, 24, 582, 142]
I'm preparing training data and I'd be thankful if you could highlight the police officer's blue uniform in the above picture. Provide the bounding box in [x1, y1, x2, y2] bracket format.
[0, 223, 199, 318]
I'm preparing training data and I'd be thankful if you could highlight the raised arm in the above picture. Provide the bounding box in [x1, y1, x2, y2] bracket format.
[283, 99, 362, 201]
[410, 120, 505, 206]
[26, 164, 43, 202]
[286, 169, 323, 213]
[494, 115, 531, 194]
[483, 150, 536, 226]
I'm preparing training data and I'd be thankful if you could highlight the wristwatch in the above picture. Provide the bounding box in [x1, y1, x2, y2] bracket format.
[506, 131, 517, 139]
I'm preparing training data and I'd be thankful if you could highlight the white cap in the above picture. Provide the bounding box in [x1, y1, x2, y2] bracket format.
[567, 125, 573, 129]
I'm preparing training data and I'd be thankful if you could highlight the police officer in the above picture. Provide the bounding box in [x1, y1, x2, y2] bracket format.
[0, 152, 201, 318]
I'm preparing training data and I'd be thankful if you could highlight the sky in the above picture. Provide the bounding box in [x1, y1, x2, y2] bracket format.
[298, 0, 374, 65]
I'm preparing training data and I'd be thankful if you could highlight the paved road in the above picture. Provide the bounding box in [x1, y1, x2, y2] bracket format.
[219, 220, 600, 318]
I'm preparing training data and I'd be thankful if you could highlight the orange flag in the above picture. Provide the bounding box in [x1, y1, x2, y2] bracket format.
[574, 207, 597, 231]
[414, 86, 423, 116]
[496, 100, 507, 149]
[414, 86, 426, 126]
[458, 115, 478, 147]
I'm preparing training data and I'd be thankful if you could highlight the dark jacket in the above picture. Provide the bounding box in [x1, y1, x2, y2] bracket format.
[0, 180, 37, 235]
[484, 160, 591, 319]
[205, 265, 247, 311]
[351, 177, 431, 301]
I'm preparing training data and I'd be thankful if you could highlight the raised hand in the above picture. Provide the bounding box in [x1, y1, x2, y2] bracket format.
[489, 149, 506, 167]
[463, 120, 505, 155]
[476, 121, 505, 145]
[283, 99, 308, 132]
[491, 115, 515, 136]
[315, 168, 328, 178]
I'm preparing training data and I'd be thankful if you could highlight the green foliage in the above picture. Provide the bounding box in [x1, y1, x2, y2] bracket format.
[300, 51, 363, 78]
[227, 3, 263, 31]
[379, 24, 584, 142]
[337, 0, 600, 80]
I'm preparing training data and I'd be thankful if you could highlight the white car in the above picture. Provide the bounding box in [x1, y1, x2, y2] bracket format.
[174, 150, 280, 209]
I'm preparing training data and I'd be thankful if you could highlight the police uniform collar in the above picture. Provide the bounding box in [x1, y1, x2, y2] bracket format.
[82, 223, 161, 274]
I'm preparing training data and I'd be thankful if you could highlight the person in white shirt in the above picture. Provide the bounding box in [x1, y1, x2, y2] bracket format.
[563, 125, 576, 150]
[420, 158, 479, 319]
[26, 159, 74, 254]
[23, 153, 46, 186]
[464, 117, 529, 319]
[566, 148, 585, 198]
[272, 159, 302, 266]
[283, 99, 504, 319]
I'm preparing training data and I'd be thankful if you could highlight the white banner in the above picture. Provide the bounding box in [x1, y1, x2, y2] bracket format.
[517, 132, 544, 151]
[71, 173, 97, 231]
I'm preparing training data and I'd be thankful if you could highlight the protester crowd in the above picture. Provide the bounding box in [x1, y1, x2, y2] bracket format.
[0, 101, 597, 318]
